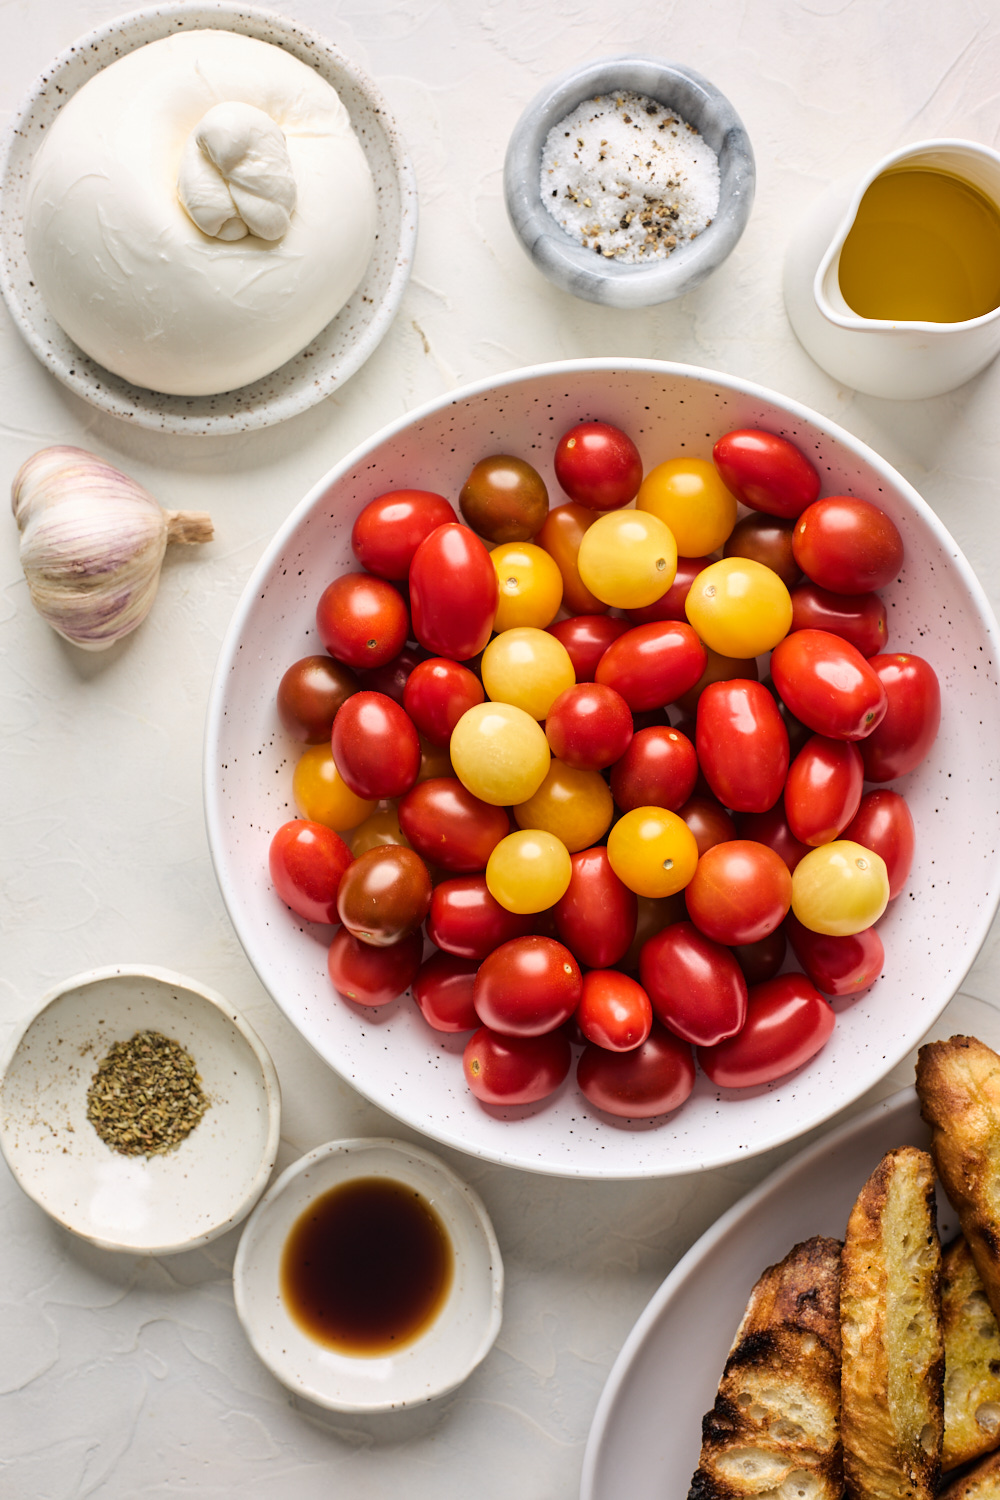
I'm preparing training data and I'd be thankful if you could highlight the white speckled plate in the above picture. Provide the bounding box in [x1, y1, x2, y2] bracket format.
[204, 359, 1000, 1178]
[0, 3, 417, 436]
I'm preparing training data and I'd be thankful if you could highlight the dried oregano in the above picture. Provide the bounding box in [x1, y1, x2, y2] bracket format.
[86, 1030, 209, 1157]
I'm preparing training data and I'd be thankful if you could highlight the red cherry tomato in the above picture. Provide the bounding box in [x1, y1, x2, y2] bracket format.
[358, 644, 425, 706]
[696, 680, 790, 813]
[698, 974, 834, 1087]
[737, 805, 810, 873]
[626, 557, 713, 624]
[576, 970, 653, 1052]
[732, 929, 787, 985]
[595, 621, 707, 712]
[784, 913, 884, 996]
[577, 1022, 695, 1118]
[277, 656, 358, 743]
[327, 928, 423, 1007]
[399, 778, 510, 874]
[316, 572, 410, 670]
[331, 691, 421, 800]
[473, 935, 582, 1036]
[409, 524, 498, 660]
[336, 846, 432, 946]
[685, 840, 792, 945]
[554, 421, 643, 511]
[610, 727, 698, 814]
[463, 1026, 571, 1105]
[843, 789, 915, 899]
[426, 875, 534, 959]
[639, 921, 747, 1046]
[268, 820, 353, 925]
[712, 429, 820, 519]
[792, 496, 904, 595]
[403, 657, 485, 746]
[784, 735, 864, 847]
[351, 490, 457, 579]
[790, 583, 888, 658]
[545, 682, 633, 770]
[858, 653, 941, 781]
[546, 613, 629, 680]
[553, 846, 638, 969]
[677, 796, 738, 856]
[770, 629, 888, 741]
[412, 952, 480, 1032]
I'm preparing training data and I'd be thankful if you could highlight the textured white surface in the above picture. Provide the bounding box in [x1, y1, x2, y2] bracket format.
[4, 1, 1000, 1496]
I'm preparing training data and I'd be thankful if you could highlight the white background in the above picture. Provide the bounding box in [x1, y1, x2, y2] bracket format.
[4, 1, 1000, 1495]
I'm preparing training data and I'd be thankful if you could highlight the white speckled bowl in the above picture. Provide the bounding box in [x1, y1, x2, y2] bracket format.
[0, 3, 417, 436]
[0, 966, 281, 1253]
[204, 358, 1000, 1179]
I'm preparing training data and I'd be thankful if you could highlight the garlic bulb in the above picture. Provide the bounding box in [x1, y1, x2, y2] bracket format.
[11, 446, 213, 651]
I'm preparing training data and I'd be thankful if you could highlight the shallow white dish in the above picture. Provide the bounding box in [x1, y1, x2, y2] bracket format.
[204, 357, 1000, 1179]
[233, 1137, 503, 1411]
[579, 1086, 960, 1499]
[0, 2, 417, 436]
[0, 965, 281, 1254]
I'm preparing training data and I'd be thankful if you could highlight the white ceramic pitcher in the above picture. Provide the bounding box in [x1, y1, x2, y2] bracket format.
[784, 139, 1000, 400]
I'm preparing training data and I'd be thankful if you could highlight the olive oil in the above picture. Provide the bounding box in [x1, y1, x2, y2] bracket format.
[838, 166, 1000, 323]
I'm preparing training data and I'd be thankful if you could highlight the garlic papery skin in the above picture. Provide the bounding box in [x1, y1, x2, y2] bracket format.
[178, 101, 297, 242]
[11, 447, 213, 651]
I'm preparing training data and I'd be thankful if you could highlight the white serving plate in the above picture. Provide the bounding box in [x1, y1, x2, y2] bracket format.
[204, 357, 1000, 1179]
[0, 2, 416, 436]
[579, 1085, 960, 1499]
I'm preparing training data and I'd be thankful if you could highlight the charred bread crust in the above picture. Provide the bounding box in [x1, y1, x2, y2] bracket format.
[688, 1236, 843, 1499]
[938, 1445, 1000, 1500]
[942, 1235, 1000, 1471]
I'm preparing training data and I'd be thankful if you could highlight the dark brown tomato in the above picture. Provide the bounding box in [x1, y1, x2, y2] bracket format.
[459, 455, 549, 543]
[553, 846, 637, 969]
[724, 513, 801, 588]
[732, 929, 787, 986]
[336, 846, 432, 947]
[595, 621, 707, 712]
[790, 583, 888, 658]
[576, 1022, 696, 1118]
[677, 796, 737, 857]
[277, 655, 358, 743]
[398, 778, 510, 873]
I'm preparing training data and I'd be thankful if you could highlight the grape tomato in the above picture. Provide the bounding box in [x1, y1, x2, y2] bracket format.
[351, 489, 456, 579]
[403, 657, 484, 746]
[409, 523, 498, 660]
[685, 840, 792, 946]
[536, 503, 607, 615]
[784, 913, 884, 997]
[843, 789, 915, 899]
[576, 1022, 695, 1119]
[696, 680, 789, 814]
[784, 735, 864, 847]
[427, 875, 534, 960]
[626, 556, 713, 625]
[331, 691, 421, 801]
[398, 777, 510, 873]
[859, 653, 941, 782]
[595, 620, 707, 712]
[327, 928, 423, 1008]
[770, 629, 888, 741]
[723, 512, 801, 589]
[553, 845, 637, 970]
[698, 974, 834, 1088]
[790, 583, 888, 658]
[610, 727, 698, 814]
[712, 429, 820, 519]
[546, 613, 629, 681]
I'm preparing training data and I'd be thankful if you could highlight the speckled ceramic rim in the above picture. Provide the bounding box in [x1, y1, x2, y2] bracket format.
[232, 1136, 504, 1411]
[504, 56, 755, 307]
[0, 2, 418, 435]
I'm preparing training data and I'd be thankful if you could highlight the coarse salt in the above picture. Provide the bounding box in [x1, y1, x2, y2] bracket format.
[539, 91, 720, 263]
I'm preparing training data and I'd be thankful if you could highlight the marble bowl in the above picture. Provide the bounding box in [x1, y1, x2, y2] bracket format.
[504, 57, 754, 308]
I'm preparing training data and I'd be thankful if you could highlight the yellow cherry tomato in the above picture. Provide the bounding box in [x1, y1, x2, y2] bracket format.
[684, 557, 793, 658]
[481, 627, 575, 720]
[513, 760, 614, 853]
[791, 840, 890, 936]
[606, 806, 699, 898]
[577, 509, 678, 609]
[348, 804, 411, 856]
[486, 828, 572, 914]
[292, 743, 375, 830]
[449, 701, 551, 806]
[636, 458, 738, 557]
[490, 542, 564, 631]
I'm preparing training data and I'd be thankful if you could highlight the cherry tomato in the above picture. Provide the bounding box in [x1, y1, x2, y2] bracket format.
[458, 455, 549, 543]
[696, 680, 789, 813]
[594, 621, 707, 712]
[409, 523, 498, 660]
[473, 936, 582, 1036]
[674, 647, 760, 716]
[351, 489, 457, 579]
[491, 541, 563, 630]
[607, 806, 700, 898]
[626, 557, 713, 625]
[427, 875, 534, 959]
[513, 760, 614, 852]
[577, 1022, 695, 1118]
[723, 513, 801, 588]
[463, 1026, 571, 1105]
[843, 789, 915, 899]
[784, 912, 884, 996]
[327, 928, 423, 1007]
[449, 701, 551, 806]
[554, 420, 643, 511]
[736, 804, 810, 873]
[784, 735, 864, 847]
[553, 846, 638, 969]
[315, 572, 410, 670]
[791, 840, 889, 935]
[358, 644, 426, 705]
[770, 629, 888, 741]
[712, 429, 820, 519]
[486, 828, 572, 913]
[536, 504, 607, 615]
[336, 846, 432, 946]
[576, 971, 652, 1052]
[685, 840, 792, 945]
[545, 682, 633, 770]
[793, 496, 904, 594]
[403, 658, 485, 746]
[790, 583, 888, 658]
[398, 778, 509, 873]
[482, 627, 576, 720]
[640, 921, 747, 1046]
[636, 458, 737, 556]
[677, 796, 738, 856]
[292, 743, 375, 830]
[412, 952, 480, 1033]
[331, 691, 421, 800]
[578, 510, 677, 610]
[546, 613, 629, 681]
[277, 656, 358, 743]
[268, 820, 353, 925]
[732, 929, 787, 985]
[858, 653, 941, 781]
[698, 974, 834, 1088]
[348, 805, 411, 857]
[685, 557, 793, 658]
[610, 727, 698, 814]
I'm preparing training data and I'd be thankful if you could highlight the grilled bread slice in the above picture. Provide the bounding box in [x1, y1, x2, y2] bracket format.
[688, 1235, 843, 1500]
[916, 1036, 1000, 1326]
[942, 1235, 1000, 1471]
[939, 1446, 1000, 1500]
[840, 1146, 943, 1500]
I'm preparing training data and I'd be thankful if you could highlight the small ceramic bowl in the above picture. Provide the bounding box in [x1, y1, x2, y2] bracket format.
[0, 966, 281, 1254]
[504, 56, 754, 307]
[233, 1138, 503, 1411]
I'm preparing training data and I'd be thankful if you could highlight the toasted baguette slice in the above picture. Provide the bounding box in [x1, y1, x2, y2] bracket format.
[943, 1235, 1000, 1471]
[939, 1447, 1000, 1500]
[688, 1236, 843, 1500]
[840, 1145, 943, 1500]
[916, 1036, 1000, 1326]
